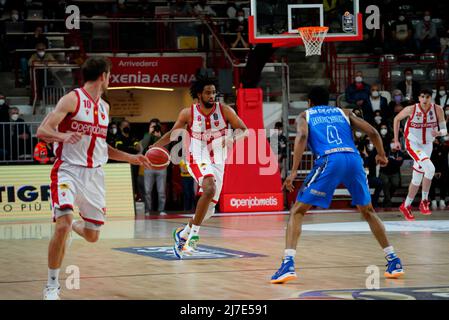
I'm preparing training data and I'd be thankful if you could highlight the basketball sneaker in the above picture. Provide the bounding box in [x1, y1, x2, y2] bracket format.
[384, 253, 404, 279]
[187, 235, 200, 253]
[43, 286, 60, 300]
[270, 256, 297, 284]
[399, 202, 415, 221]
[419, 200, 432, 215]
[172, 226, 187, 259]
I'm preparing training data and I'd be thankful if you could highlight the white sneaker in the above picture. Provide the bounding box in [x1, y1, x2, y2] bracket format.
[160, 211, 167, 216]
[431, 200, 438, 210]
[43, 286, 60, 300]
[439, 200, 446, 210]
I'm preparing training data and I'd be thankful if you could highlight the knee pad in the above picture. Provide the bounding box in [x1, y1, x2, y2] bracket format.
[420, 159, 435, 180]
[411, 170, 423, 186]
[203, 202, 217, 222]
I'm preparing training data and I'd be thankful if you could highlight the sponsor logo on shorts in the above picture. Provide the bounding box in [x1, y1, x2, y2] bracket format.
[59, 183, 70, 190]
[311, 189, 327, 197]
[113, 245, 265, 261]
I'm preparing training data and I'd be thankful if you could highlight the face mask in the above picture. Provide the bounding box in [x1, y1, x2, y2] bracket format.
[367, 144, 374, 151]
[394, 95, 402, 103]
[0, 99, 5, 105]
[390, 143, 396, 150]
[123, 127, 130, 134]
[355, 131, 362, 138]
[111, 128, 117, 135]
[424, 15, 431, 22]
[398, 16, 405, 22]
[439, 90, 446, 96]
[445, 110, 449, 116]
[380, 128, 388, 136]
[355, 76, 363, 83]
[237, 16, 244, 22]
[371, 91, 379, 98]
[37, 51, 45, 58]
[11, 114, 19, 121]
[374, 116, 382, 124]
[11, 14, 19, 21]
[406, 75, 413, 81]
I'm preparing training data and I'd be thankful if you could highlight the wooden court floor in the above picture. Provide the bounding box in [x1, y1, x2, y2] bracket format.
[1, 209, 449, 300]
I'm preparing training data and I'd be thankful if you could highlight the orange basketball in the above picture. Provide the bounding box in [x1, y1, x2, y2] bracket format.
[145, 147, 171, 170]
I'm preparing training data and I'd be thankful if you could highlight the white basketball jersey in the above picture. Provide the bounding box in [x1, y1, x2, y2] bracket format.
[404, 103, 439, 144]
[187, 102, 229, 164]
[54, 88, 109, 167]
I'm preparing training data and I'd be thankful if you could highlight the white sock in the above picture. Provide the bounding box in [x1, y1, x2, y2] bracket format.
[179, 224, 191, 239]
[405, 196, 414, 207]
[187, 224, 200, 241]
[47, 268, 60, 287]
[422, 191, 429, 201]
[383, 246, 395, 257]
[284, 249, 296, 261]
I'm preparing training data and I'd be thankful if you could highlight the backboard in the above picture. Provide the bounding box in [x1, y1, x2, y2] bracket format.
[249, 0, 362, 47]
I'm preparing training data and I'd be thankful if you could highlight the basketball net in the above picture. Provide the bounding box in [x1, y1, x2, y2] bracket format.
[298, 26, 329, 57]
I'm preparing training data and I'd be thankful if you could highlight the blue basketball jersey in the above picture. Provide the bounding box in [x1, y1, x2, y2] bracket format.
[305, 105, 357, 157]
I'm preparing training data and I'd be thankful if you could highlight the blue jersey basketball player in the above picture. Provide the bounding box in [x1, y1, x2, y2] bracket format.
[271, 87, 404, 284]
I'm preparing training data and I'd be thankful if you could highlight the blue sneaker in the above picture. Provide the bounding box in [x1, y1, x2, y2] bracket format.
[172, 226, 187, 259]
[384, 254, 404, 279]
[271, 257, 297, 284]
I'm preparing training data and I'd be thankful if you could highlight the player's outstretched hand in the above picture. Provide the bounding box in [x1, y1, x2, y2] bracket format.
[130, 154, 152, 169]
[63, 132, 82, 144]
[283, 174, 296, 192]
[375, 154, 388, 167]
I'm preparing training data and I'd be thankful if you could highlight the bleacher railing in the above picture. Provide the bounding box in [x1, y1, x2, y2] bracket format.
[0, 122, 41, 164]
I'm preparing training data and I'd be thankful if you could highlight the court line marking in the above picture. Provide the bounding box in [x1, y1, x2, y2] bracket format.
[2, 262, 449, 285]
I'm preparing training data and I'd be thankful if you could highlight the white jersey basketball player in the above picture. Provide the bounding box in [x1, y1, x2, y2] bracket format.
[37, 57, 151, 300]
[152, 76, 248, 258]
[393, 89, 447, 220]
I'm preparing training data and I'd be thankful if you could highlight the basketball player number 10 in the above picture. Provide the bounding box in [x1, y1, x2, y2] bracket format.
[327, 125, 342, 145]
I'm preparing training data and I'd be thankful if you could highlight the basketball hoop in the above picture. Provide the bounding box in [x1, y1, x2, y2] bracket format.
[298, 26, 329, 57]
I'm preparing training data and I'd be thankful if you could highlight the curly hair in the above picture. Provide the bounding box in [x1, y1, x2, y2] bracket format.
[189, 74, 218, 100]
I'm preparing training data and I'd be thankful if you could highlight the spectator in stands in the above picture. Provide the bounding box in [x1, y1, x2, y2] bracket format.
[225, 0, 238, 18]
[415, 10, 440, 54]
[28, 42, 57, 67]
[373, 110, 383, 128]
[396, 68, 421, 103]
[140, 120, 167, 216]
[179, 159, 195, 212]
[361, 137, 383, 208]
[432, 84, 449, 107]
[27, 26, 48, 49]
[440, 28, 449, 64]
[170, 0, 193, 17]
[444, 105, 449, 125]
[379, 137, 404, 207]
[0, 94, 10, 159]
[387, 89, 405, 122]
[379, 123, 392, 147]
[429, 137, 449, 210]
[116, 120, 141, 199]
[193, 0, 216, 17]
[269, 121, 288, 176]
[345, 71, 370, 108]
[33, 139, 55, 164]
[106, 122, 120, 147]
[8, 106, 32, 160]
[363, 83, 388, 124]
[387, 11, 415, 54]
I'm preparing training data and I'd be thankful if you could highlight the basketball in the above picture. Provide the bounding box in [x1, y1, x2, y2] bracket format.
[145, 147, 171, 170]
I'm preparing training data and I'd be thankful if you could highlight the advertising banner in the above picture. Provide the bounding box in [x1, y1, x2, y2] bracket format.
[0, 163, 135, 220]
[108, 56, 204, 87]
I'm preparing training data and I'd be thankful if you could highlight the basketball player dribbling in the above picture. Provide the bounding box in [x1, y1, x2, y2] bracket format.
[271, 87, 404, 284]
[151, 75, 248, 259]
[37, 57, 151, 300]
[393, 89, 447, 220]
